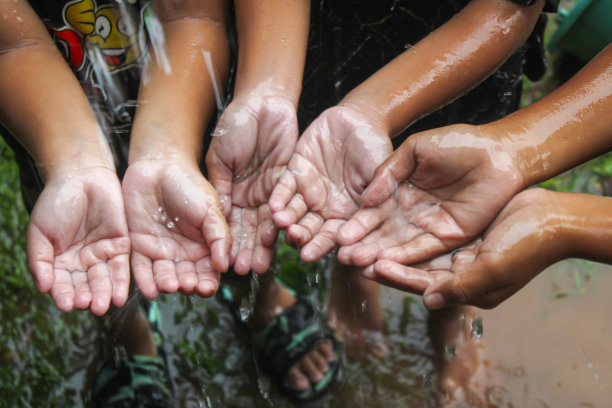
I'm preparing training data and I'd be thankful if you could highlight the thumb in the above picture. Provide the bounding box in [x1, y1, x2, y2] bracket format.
[361, 139, 417, 207]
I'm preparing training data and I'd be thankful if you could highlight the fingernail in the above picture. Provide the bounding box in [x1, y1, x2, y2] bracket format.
[423, 293, 445, 310]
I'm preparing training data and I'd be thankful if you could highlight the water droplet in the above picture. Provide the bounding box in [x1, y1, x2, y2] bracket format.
[174, 216, 179, 222]
[470, 315, 483, 342]
[361, 300, 368, 312]
[152, 212, 160, 221]
[280, 37, 287, 42]
[160, 213, 167, 222]
[239, 306, 250, 322]
[334, 81, 341, 88]
[212, 127, 228, 137]
[157, 207, 163, 212]
[184, 198, 189, 205]
[444, 343, 456, 362]
[166, 221, 175, 229]
[15, 16, 23, 23]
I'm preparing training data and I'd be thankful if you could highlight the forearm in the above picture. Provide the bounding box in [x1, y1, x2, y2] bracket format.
[232, 0, 310, 104]
[340, 0, 545, 136]
[553, 191, 612, 264]
[0, 1, 114, 181]
[129, 0, 229, 164]
[496, 44, 612, 187]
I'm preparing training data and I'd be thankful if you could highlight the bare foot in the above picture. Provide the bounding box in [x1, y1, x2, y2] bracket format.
[327, 261, 388, 360]
[243, 272, 337, 394]
[428, 306, 499, 407]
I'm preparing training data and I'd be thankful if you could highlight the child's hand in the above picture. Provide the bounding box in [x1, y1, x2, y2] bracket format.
[365, 188, 561, 309]
[27, 166, 130, 316]
[122, 158, 230, 299]
[337, 123, 524, 266]
[206, 95, 298, 274]
[269, 105, 393, 261]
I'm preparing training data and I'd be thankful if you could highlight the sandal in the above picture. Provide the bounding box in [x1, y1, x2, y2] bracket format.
[94, 298, 176, 408]
[218, 278, 342, 401]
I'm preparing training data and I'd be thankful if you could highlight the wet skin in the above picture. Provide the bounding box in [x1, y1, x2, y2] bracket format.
[206, 0, 334, 394]
[0, 1, 129, 315]
[338, 45, 612, 298]
[126, 2, 231, 299]
[269, 0, 545, 261]
[367, 189, 612, 311]
[206, 0, 309, 275]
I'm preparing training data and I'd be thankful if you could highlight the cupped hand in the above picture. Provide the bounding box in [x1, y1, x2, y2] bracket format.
[206, 95, 298, 274]
[269, 105, 393, 261]
[337, 123, 525, 266]
[122, 158, 230, 299]
[27, 166, 130, 316]
[364, 188, 562, 309]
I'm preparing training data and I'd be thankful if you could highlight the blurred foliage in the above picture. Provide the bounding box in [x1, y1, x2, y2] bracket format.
[0, 137, 95, 407]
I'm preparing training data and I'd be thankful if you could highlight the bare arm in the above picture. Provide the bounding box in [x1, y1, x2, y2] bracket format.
[123, 0, 232, 298]
[497, 43, 612, 187]
[232, 0, 310, 104]
[340, 0, 546, 137]
[0, 0, 114, 180]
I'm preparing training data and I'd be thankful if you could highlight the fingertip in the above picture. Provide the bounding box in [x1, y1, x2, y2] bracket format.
[423, 292, 446, 310]
[91, 294, 111, 316]
[362, 265, 376, 279]
[272, 211, 292, 228]
[197, 279, 219, 298]
[55, 295, 74, 313]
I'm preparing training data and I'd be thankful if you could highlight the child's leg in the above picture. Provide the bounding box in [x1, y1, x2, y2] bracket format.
[232, 270, 337, 393]
[428, 305, 497, 407]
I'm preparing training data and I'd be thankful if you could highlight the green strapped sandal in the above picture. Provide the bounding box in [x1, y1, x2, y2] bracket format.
[94, 299, 176, 408]
[253, 296, 342, 401]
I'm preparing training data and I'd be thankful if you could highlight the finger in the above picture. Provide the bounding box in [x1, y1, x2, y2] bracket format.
[287, 212, 324, 247]
[108, 254, 130, 308]
[203, 204, 231, 273]
[88, 262, 112, 316]
[72, 271, 92, 310]
[337, 198, 396, 246]
[252, 206, 277, 274]
[365, 260, 437, 295]
[131, 252, 158, 299]
[361, 140, 416, 207]
[349, 243, 383, 267]
[175, 261, 197, 294]
[195, 257, 219, 297]
[231, 208, 257, 275]
[153, 259, 179, 294]
[205, 148, 234, 217]
[272, 194, 307, 228]
[380, 233, 449, 265]
[300, 219, 344, 262]
[269, 170, 296, 213]
[50, 269, 75, 312]
[26, 225, 55, 293]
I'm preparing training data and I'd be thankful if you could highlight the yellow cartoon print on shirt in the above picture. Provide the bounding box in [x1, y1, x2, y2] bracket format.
[64, 0, 146, 71]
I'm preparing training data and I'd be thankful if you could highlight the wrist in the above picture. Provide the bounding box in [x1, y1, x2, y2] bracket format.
[233, 77, 301, 106]
[36, 127, 116, 182]
[336, 98, 391, 138]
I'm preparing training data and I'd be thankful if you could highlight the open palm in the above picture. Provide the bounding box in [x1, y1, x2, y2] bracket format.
[27, 167, 130, 316]
[269, 105, 392, 261]
[338, 124, 524, 266]
[122, 159, 230, 299]
[206, 95, 298, 274]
